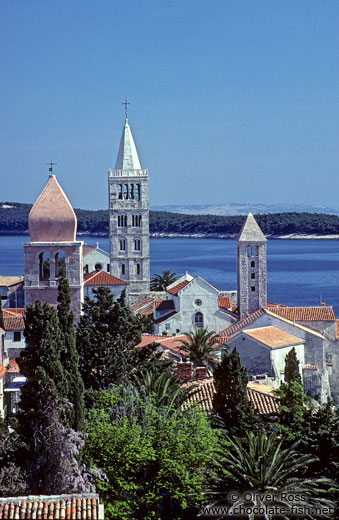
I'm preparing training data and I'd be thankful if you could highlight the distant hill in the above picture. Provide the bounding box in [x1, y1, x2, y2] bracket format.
[2, 202, 339, 237]
[151, 202, 339, 216]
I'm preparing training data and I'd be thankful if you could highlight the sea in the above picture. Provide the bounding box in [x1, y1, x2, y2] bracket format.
[1, 235, 339, 315]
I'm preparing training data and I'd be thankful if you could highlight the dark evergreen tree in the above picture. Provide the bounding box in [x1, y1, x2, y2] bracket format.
[275, 381, 307, 441]
[284, 347, 302, 384]
[212, 347, 260, 437]
[76, 287, 165, 392]
[57, 276, 85, 431]
[0, 295, 4, 330]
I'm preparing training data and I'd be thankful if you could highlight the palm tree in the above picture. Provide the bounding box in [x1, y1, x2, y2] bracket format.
[210, 432, 334, 519]
[150, 270, 179, 291]
[178, 328, 225, 373]
[132, 370, 197, 415]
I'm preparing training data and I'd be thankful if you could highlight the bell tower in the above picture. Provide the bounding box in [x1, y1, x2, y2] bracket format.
[23, 169, 83, 319]
[237, 212, 267, 319]
[108, 106, 150, 293]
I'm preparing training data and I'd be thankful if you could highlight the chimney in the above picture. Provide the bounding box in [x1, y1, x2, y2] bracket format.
[177, 361, 193, 381]
[196, 366, 208, 380]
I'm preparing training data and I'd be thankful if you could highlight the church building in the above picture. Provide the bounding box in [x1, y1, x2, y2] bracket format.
[108, 115, 150, 293]
[23, 171, 83, 319]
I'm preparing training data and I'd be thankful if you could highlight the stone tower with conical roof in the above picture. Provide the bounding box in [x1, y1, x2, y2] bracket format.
[108, 117, 150, 293]
[237, 212, 267, 319]
[24, 172, 83, 319]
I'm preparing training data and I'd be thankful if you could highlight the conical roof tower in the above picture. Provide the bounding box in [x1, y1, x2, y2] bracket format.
[114, 119, 142, 171]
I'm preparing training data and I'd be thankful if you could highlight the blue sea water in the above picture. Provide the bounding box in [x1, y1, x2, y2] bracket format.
[1, 236, 339, 315]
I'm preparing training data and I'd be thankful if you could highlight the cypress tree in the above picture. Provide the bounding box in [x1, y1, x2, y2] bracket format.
[284, 347, 302, 384]
[17, 301, 68, 460]
[57, 276, 85, 431]
[0, 296, 4, 330]
[212, 347, 259, 437]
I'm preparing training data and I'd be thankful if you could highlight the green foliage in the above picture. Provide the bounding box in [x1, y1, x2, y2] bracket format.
[84, 388, 220, 519]
[284, 347, 302, 384]
[3, 202, 339, 237]
[211, 432, 334, 519]
[150, 270, 179, 291]
[178, 327, 224, 373]
[0, 419, 27, 496]
[76, 288, 161, 393]
[57, 276, 85, 431]
[275, 381, 308, 441]
[212, 347, 260, 437]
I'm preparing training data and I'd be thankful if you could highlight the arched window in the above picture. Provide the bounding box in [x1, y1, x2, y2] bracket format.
[195, 312, 203, 328]
[251, 260, 255, 268]
[134, 239, 141, 251]
[55, 252, 66, 278]
[120, 239, 126, 251]
[95, 263, 102, 271]
[118, 184, 123, 199]
[129, 184, 134, 199]
[123, 184, 128, 199]
[135, 184, 141, 200]
[124, 215, 127, 226]
[39, 252, 51, 281]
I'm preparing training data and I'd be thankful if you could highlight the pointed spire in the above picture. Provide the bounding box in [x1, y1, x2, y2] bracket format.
[237, 212, 266, 242]
[114, 119, 142, 170]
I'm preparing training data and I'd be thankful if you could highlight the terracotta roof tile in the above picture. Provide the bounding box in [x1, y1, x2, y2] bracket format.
[2, 308, 25, 317]
[336, 320, 339, 340]
[82, 245, 96, 256]
[167, 280, 190, 295]
[84, 270, 127, 286]
[183, 378, 280, 415]
[130, 297, 154, 311]
[138, 302, 154, 316]
[304, 365, 319, 370]
[219, 309, 266, 341]
[0, 496, 101, 520]
[0, 366, 7, 379]
[0, 276, 24, 287]
[218, 296, 231, 309]
[8, 359, 20, 372]
[268, 306, 335, 322]
[3, 316, 25, 331]
[243, 326, 304, 349]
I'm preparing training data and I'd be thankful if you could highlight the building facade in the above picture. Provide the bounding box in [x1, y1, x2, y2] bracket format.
[108, 118, 150, 293]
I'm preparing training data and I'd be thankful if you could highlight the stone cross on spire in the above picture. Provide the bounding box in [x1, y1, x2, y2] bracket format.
[122, 98, 130, 119]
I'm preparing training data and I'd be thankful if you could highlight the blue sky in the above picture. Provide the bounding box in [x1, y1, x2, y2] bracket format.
[1, 0, 339, 210]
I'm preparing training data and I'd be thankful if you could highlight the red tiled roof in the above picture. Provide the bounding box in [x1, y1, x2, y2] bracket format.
[8, 359, 20, 373]
[155, 299, 175, 311]
[84, 270, 127, 286]
[243, 326, 304, 349]
[183, 378, 280, 415]
[83, 245, 96, 256]
[130, 297, 154, 312]
[167, 280, 190, 295]
[218, 296, 231, 309]
[2, 308, 25, 317]
[304, 365, 319, 370]
[136, 334, 187, 360]
[138, 302, 154, 316]
[0, 366, 7, 379]
[336, 320, 339, 340]
[3, 316, 25, 331]
[219, 309, 266, 341]
[0, 495, 101, 520]
[268, 306, 335, 322]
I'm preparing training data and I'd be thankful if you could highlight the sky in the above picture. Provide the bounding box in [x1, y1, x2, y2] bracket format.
[1, 0, 339, 210]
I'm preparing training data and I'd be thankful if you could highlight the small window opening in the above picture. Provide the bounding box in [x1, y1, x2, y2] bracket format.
[195, 311, 203, 328]
[134, 239, 141, 251]
[95, 263, 102, 271]
[251, 273, 255, 279]
[121, 264, 125, 275]
[118, 184, 123, 199]
[120, 239, 126, 251]
[129, 184, 134, 199]
[107, 264, 110, 272]
[39, 252, 51, 281]
[251, 286, 255, 292]
[55, 252, 66, 278]
[251, 260, 255, 268]
[136, 264, 140, 274]
[14, 331, 21, 342]
[123, 184, 128, 199]
[135, 184, 141, 200]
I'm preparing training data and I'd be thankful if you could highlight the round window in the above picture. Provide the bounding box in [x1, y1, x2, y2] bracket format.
[195, 299, 202, 306]
[95, 263, 102, 271]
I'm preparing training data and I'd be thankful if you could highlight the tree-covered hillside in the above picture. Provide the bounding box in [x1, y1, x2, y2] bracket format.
[2, 202, 339, 236]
